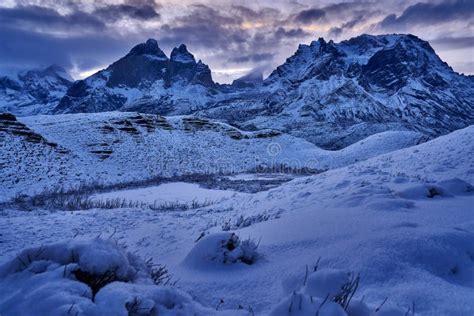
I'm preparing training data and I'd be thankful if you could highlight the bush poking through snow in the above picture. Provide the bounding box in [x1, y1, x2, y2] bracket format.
[73, 269, 119, 299]
[9, 190, 215, 211]
[272, 264, 410, 316]
[222, 212, 280, 231]
[0, 239, 246, 316]
[145, 258, 176, 286]
[184, 232, 260, 268]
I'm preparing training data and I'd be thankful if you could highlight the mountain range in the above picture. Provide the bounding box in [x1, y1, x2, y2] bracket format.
[0, 34, 472, 149]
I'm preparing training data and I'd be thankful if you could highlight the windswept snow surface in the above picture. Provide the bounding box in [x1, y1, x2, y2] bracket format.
[0, 111, 425, 201]
[1, 125, 473, 315]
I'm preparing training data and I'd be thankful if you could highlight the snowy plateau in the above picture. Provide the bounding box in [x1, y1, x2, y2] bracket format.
[0, 33, 473, 316]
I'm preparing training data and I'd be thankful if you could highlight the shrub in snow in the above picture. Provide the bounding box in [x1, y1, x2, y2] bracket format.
[184, 232, 259, 268]
[270, 266, 410, 316]
[436, 178, 473, 196]
[304, 268, 351, 299]
[0, 238, 245, 316]
[304, 268, 360, 310]
[269, 292, 347, 316]
[396, 178, 473, 200]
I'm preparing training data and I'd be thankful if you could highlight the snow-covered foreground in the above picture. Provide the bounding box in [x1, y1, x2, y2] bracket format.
[1, 126, 473, 315]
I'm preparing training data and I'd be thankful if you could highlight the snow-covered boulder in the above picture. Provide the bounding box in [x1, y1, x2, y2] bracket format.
[183, 232, 259, 268]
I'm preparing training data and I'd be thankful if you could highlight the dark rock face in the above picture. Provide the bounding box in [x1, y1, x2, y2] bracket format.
[165, 45, 214, 88]
[0, 113, 57, 147]
[193, 61, 215, 87]
[0, 113, 17, 121]
[107, 39, 169, 88]
[127, 39, 168, 58]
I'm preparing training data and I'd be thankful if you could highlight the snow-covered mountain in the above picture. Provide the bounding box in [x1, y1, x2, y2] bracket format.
[2, 34, 473, 149]
[54, 39, 219, 115]
[200, 34, 474, 148]
[0, 65, 72, 116]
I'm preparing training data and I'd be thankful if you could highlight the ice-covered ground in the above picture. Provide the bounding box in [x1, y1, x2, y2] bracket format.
[0, 125, 473, 315]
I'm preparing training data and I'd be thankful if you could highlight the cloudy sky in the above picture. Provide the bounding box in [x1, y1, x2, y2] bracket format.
[0, 0, 472, 83]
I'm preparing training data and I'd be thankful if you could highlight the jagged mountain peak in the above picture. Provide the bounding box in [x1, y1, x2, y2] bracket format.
[55, 39, 216, 114]
[5, 33, 471, 152]
[126, 38, 168, 60]
[266, 33, 458, 87]
[170, 44, 196, 64]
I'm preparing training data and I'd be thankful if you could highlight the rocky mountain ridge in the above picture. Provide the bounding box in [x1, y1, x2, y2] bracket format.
[1, 34, 473, 149]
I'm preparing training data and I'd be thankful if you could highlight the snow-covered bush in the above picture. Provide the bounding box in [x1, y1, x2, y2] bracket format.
[0, 238, 246, 316]
[396, 178, 473, 200]
[271, 267, 409, 316]
[184, 232, 260, 268]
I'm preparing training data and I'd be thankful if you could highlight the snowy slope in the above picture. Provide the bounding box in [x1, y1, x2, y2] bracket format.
[1, 125, 472, 315]
[0, 111, 425, 201]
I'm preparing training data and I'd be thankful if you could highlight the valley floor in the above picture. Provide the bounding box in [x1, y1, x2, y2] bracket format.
[0, 126, 473, 315]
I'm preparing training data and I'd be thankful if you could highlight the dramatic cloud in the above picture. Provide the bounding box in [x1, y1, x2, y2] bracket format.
[294, 8, 326, 24]
[380, 0, 474, 29]
[0, 0, 472, 82]
[431, 36, 474, 50]
[94, 4, 160, 22]
[0, 5, 105, 32]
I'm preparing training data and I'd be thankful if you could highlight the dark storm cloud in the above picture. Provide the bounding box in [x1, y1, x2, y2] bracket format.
[294, 8, 326, 24]
[0, 25, 128, 70]
[329, 15, 366, 37]
[431, 36, 474, 50]
[380, 0, 474, 29]
[0, 0, 473, 80]
[0, 5, 105, 31]
[94, 4, 160, 22]
[274, 27, 309, 39]
[0, 1, 161, 73]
